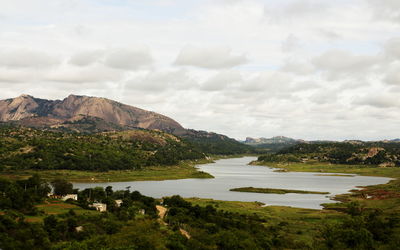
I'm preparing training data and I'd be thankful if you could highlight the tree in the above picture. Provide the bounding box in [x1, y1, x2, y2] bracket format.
[51, 178, 73, 196]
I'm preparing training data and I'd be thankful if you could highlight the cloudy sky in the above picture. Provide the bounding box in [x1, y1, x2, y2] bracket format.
[1, 0, 400, 140]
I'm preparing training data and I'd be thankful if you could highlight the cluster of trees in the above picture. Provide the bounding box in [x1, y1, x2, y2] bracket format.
[0, 126, 205, 172]
[0, 175, 50, 214]
[258, 142, 400, 166]
[1, 175, 400, 249]
[0, 177, 165, 249]
[258, 153, 302, 163]
[163, 195, 294, 249]
[318, 202, 400, 249]
[181, 130, 255, 155]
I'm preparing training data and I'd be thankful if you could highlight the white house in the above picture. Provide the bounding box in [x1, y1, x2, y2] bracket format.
[62, 194, 78, 201]
[115, 200, 123, 207]
[90, 203, 107, 212]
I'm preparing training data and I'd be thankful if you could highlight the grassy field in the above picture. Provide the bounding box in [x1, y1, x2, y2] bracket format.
[230, 186, 330, 195]
[0, 160, 214, 182]
[25, 199, 99, 222]
[253, 160, 400, 178]
[186, 198, 344, 247]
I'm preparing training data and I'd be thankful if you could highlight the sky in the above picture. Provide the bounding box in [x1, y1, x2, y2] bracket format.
[0, 0, 400, 141]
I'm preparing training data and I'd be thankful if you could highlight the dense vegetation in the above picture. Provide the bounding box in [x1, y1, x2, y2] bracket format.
[258, 141, 400, 166]
[0, 177, 287, 249]
[0, 126, 205, 172]
[1, 174, 400, 249]
[180, 129, 255, 155]
[0, 174, 50, 214]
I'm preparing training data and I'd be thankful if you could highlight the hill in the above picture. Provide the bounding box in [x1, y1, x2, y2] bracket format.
[0, 94, 185, 134]
[0, 94, 251, 155]
[244, 136, 302, 152]
[182, 129, 254, 155]
[0, 126, 205, 171]
[257, 141, 400, 167]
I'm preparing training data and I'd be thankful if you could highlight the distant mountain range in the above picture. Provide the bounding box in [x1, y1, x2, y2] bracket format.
[244, 136, 400, 153]
[0, 94, 253, 155]
[243, 136, 303, 152]
[244, 136, 303, 145]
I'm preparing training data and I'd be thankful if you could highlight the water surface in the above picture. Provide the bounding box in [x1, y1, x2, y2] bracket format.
[73, 157, 391, 209]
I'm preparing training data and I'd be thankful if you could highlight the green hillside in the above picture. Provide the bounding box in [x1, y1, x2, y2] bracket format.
[180, 129, 254, 155]
[258, 141, 400, 166]
[0, 125, 205, 172]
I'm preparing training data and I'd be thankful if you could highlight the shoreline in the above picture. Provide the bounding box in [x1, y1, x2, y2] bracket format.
[0, 159, 216, 183]
[251, 160, 400, 212]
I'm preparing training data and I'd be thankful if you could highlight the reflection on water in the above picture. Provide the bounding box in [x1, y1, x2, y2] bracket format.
[73, 157, 391, 209]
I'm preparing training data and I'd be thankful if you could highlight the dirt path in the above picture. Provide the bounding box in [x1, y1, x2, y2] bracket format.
[156, 205, 167, 219]
[156, 205, 191, 238]
[179, 228, 191, 239]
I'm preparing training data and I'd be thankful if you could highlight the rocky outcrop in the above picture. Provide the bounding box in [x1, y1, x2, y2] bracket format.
[0, 94, 185, 134]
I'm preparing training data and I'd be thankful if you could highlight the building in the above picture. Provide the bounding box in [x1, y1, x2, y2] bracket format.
[61, 194, 78, 201]
[89, 203, 107, 212]
[115, 199, 123, 207]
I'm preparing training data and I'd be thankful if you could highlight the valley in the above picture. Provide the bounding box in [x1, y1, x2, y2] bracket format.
[1, 94, 400, 249]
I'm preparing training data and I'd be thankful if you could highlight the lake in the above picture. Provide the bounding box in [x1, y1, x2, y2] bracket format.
[73, 157, 392, 209]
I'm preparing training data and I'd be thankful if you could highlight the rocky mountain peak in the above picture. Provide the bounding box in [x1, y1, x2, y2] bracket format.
[0, 94, 185, 134]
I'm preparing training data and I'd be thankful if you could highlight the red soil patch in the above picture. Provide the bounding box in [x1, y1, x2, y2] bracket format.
[365, 189, 400, 200]
[37, 203, 76, 208]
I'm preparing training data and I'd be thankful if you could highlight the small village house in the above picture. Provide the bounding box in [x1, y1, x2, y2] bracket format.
[89, 203, 107, 212]
[115, 199, 123, 207]
[61, 194, 78, 201]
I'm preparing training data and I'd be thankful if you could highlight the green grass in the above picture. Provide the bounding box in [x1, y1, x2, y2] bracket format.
[25, 199, 99, 222]
[185, 198, 344, 246]
[253, 161, 400, 178]
[0, 160, 214, 182]
[230, 186, 330, 195]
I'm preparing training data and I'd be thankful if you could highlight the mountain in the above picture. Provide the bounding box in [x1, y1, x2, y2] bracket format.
[0, 94, 185, 134]
[244, 136, 301, 145]
[259, 141, 400, 167]
[243, 136, 303, 152]
[0, 94, 253, 155]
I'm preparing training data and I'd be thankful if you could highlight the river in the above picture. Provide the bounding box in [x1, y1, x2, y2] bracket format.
[73, 157, 392, 209]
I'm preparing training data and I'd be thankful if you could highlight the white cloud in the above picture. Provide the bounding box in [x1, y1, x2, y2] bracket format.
[240, 72, 293, 93]
[104, 48, 153, 71]
[353, 93, 400, 108]
[0, 0, 400, 140]
[281, 60, 315, 75]
[367, 0, 400, 23]
[45, 65, 124, 83]
[384, 63, 400, 85]
[69, 50, 105, 66]
[313, 49, 377, 72]
[0, 49, 60, 68]
[281, 34, 301, 52]
[174, 46, 248, 69]
[201, 70, 242, 91]
[384, 37, 400, 60]
[312, 49, 378, 80]
[125, 70, 196, 92]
